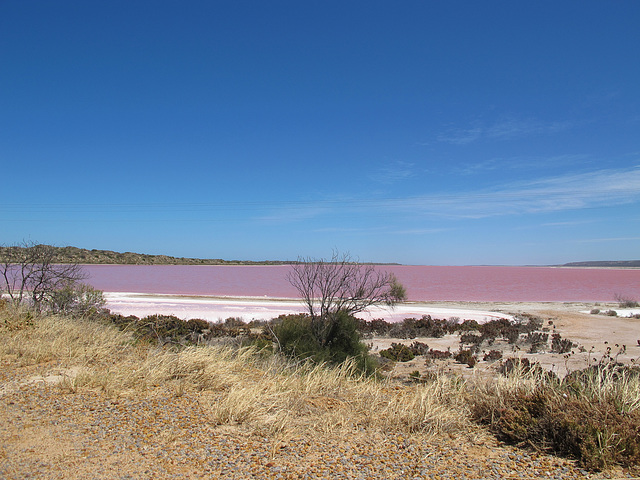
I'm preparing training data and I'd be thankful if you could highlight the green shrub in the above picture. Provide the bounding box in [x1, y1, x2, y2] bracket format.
[409, 341, 429, 356]
[458, 319, 480, 332]
[271, 312, 376, 375]
[50, 283, 107, 318]
[109, 313, 212, 345]
[454, 348, 477, 368]
[186, 318, 211, 331]
[477, 390, 640, 472]
[380, 343, 415, 362]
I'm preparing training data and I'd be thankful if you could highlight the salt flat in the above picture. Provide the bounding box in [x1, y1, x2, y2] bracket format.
[103, 292, 515, 323]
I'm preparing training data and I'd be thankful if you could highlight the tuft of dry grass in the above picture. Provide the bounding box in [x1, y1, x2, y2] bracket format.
[1, 309, 134, 367]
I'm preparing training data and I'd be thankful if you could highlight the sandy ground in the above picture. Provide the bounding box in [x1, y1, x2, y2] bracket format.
[369, 301, 640, 379]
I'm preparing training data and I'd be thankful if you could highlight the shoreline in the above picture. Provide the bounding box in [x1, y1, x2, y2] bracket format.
[103, 292, 632, 324]
[104, 292, 524, 323]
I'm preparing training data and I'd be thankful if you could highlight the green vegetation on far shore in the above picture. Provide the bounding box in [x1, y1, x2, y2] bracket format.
[0, 245, 403, 266]
[0, 245, 290, 266]
[559, 260, 640, 268]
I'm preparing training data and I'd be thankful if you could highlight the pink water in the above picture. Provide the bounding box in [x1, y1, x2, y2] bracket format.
[82, 265, 640, 302]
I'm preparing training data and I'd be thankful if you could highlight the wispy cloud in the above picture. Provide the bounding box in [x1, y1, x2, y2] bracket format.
[369, 160, 416, 184]
[574, 236, 640, 243]
[540, 220, 595, 227]
[385, 166, 640, 219]
[486, 118, 571, 139]
[251, 166, 640, 225]
[438, 117, 574, 145]
[437, 126, 482, 145]
[456, 154, 591, 176]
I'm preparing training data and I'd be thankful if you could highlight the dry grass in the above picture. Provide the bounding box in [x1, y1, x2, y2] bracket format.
[467, 360, 640, 471]
[0, 306, 476, 441]
[4, 305, 638, 472]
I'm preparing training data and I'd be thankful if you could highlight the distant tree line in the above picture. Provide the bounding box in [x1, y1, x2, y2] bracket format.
[0, 244, 402, 266]
[0, 245, 289, 265]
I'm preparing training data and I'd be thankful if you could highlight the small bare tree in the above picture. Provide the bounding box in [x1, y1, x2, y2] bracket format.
[0, 241, 87, 311]
[287, 250, 406, 347]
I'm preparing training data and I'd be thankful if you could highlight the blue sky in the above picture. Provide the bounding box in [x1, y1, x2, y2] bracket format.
[2, 1, 639, 265]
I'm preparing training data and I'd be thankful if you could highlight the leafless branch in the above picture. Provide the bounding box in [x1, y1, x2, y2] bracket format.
[287, 250, 406, 346]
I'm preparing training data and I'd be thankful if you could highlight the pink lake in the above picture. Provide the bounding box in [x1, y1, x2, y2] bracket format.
[83, 265, 640, 303]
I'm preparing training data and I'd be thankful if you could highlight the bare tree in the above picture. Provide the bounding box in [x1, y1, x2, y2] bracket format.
[0, 241, 87, 311]
[287, 250, 406, 347]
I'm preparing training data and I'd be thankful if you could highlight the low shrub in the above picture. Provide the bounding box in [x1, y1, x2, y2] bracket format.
[525, 332, 549, 353]
[457, 319, 480, 332]
[271, 312, 376, 375]
[472, 359, 640, 473]
[50, 283, 107, 318]
[496, 357, 552, 378]
[426, 348, 451, 360]
[483, 350, 503, 362]
[356, 318, 393, 337]
[454, 348, 477, 368]
[387, 315, 451, 339]
[380, 343, 415, 362]
[409, 341, 429, 356]
[109, 314, 215, 345]
[615, 294, 640, 309]
[551, 333, 576, 354]
[460, 333, 483, 345]
[474, 389, 640, 472]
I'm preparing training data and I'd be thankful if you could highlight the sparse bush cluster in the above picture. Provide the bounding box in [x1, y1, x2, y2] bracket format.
[360, 314, 543, 346]
[483, 350, 503, 362]
[107, 313, 268, 346]
[359, 315, 463, 339]
[380, 341, 430, 362]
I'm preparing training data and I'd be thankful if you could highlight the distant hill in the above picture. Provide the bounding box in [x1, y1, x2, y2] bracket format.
[1, 245, 402, 266]
[0, 245, 290, 265]
[559, 260, 640, 268]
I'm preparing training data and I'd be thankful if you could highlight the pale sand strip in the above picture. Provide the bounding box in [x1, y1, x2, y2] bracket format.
[103, 292, 515, 323]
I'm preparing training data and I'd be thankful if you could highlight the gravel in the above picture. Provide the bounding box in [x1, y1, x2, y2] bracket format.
[1, 378, 622, 480]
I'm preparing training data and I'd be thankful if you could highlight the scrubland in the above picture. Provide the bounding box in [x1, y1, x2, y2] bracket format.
[1, 303, 639, 478]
